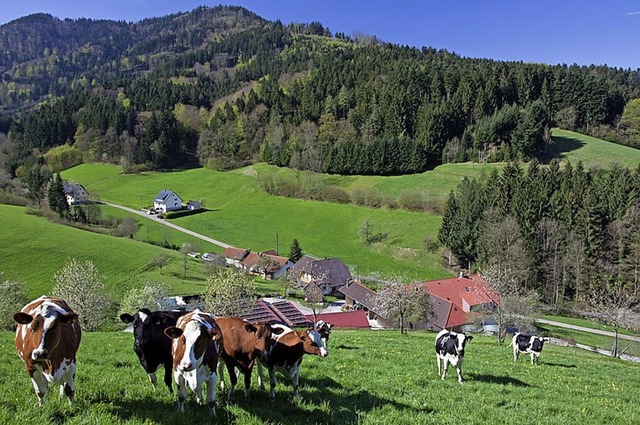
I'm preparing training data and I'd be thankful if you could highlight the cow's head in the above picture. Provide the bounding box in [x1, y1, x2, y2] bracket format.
[14, 300, 79, 361]
[299, 329, 328, 358]
[164, 311, 221, 372]
[454, 333, 472, 357]
[314, 320, 332, 346]
[531, 336, 548, 352]
[120, 308, 174, 353]
[245, 321, 277, 360]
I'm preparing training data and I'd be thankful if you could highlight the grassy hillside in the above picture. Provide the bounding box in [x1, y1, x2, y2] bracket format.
[0, 204, 213, 299]
[549, 128, 640, 169]
[0, 329, 638, 424]
[62, 164, 446, 281]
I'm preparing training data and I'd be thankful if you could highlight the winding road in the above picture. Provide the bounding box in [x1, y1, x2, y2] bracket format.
[102, 202, 231, 249]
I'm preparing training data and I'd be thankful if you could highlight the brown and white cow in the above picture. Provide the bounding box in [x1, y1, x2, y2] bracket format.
[164, 309, 222, 417]
[215, 316, 277, 402]
[13, 296, 82, 405]
[257, 324, 328, 401]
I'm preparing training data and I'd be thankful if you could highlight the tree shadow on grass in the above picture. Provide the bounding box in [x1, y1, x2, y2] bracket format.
[539, 135, 586, 164]
[467, 373, 531, 387]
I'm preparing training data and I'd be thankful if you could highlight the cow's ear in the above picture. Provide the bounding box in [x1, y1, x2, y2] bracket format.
[245, 323, 258, 335]
[466, 335, 474, 342]
[208, 327, 222, 341]
[164, 326, 183, 339]
[13, 312, 33, 325]
[271, 325, 285, 336]
[60, 312, 78, 325]
[120, 313, 134, 323]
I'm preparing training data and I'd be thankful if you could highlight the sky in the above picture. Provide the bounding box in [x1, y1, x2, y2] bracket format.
[1, 1, 639, 70]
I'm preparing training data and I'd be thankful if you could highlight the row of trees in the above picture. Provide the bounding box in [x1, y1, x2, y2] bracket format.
[438, 160, 640, 307]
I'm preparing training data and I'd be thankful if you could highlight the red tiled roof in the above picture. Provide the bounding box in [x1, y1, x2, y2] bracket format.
[222, 247, 250, 261]
[304, 310, 370, 329]
[421, 274, 501, 310]
[420, 274, 501, 329]
[241, 252, 261, 269]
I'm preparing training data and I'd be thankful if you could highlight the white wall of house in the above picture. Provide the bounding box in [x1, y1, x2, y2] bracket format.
[154, 193, 182, 212]
[272, 261, 294, 280]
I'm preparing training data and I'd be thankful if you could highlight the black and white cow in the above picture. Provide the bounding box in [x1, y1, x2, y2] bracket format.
[511, 333, 549, 365]
[314, 320, 332, 347]
[435, 329, 473, 383]
[120, 309, 185, 392]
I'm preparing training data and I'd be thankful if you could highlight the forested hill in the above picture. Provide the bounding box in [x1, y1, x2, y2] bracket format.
[1, 5, 640, 179]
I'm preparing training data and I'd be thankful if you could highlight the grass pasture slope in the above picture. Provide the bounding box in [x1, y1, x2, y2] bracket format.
[0, 330, 638, 424]
[549, 128, 640, 169]
[62, 164, 446, 281]
[0, 204, 212, 299]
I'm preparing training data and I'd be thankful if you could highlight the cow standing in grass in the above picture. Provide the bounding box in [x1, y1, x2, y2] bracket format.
[164, 310, 222, 417]
[257, 324, 328, 401]
[511, 333, 549, 365]
[14, 296, 82, 405]
[215, 316, 277, 402]
[119, 309, 184, 392]
[435, 329, 472, 383]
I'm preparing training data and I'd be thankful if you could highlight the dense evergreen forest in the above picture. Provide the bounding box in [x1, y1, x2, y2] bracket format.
[438, 160, 640, 308]
[1, 5, 640, 181]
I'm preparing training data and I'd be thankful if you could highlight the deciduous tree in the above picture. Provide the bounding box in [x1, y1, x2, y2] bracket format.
[203, 267, 257, 316]
[372, 278, 434, 334]
[51, 259, 113, 331]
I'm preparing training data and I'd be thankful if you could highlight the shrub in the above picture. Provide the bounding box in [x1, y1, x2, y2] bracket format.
[119, 282, 169, 316]
[0, 278, 29, 330]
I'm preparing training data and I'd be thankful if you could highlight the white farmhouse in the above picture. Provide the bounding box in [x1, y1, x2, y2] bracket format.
[153, 189, 183, 212]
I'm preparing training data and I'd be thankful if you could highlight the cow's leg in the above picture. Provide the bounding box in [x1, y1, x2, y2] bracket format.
[60, 364, 77, 403]
[147, 372, 158, 389]
[456, 364, 463, 383]
[257, 363, 265, 390]
[440, 357, 449, 380]
[436, 355, 441, 375]
[268, 367, 278, 401]
[514, 349, 519, 362]
[217, 361, 226, 391]
[243, 369, 252, 400]
[225, 362, 237, 402]
[30, 370, 48, 406]
[206, 374, 217, 417]
[176, 374, 187, 412]
[291, 365, 301, 398]
[163, 362, 173, 393]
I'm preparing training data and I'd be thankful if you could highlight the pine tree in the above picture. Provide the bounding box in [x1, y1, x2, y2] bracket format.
[289, 239, 303, 262]
[47, 174, 68, 218]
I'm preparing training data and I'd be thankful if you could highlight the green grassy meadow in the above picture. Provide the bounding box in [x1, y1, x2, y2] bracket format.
[548, 128, 640, 169]
[61, 164, 446, 282]
[0, 329, 638, 424]
[0, 204, 213, 299]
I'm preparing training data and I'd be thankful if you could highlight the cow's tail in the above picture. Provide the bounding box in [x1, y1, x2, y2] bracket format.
[508, 332, 520, 348]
